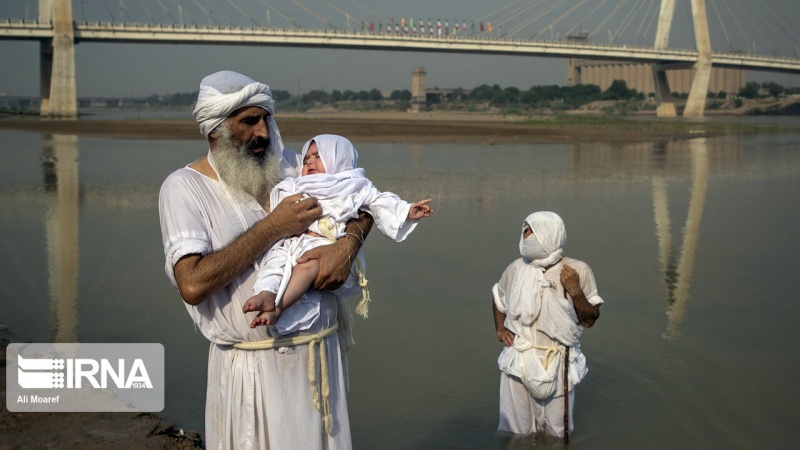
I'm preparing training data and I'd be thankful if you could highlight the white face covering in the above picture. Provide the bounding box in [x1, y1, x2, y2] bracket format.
[520, 233, 550, 261]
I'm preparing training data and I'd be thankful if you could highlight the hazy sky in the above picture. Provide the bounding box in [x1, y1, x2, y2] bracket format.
[1, 0, 798, 97]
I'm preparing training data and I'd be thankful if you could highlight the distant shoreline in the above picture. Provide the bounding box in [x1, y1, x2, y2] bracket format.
[1, 109, 785, 144]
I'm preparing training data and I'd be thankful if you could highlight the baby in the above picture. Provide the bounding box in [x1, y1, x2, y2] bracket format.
[243, 134, 433, 332]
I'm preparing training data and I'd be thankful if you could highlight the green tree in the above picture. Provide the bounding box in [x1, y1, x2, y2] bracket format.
[601, 80, 637, 100]
[272, 90, 292, 102]
[739, 82, 760, 98]
[390, 90, 412, 101]
[369, 88, 384, 101]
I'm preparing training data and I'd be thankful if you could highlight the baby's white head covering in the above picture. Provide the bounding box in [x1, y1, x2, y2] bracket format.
[193, 71, 283, 159]
[300, 134, 359, 175]
[520, 211, 566, 268]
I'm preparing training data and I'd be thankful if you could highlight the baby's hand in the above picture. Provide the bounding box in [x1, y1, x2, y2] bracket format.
[408, 199, 434, 220]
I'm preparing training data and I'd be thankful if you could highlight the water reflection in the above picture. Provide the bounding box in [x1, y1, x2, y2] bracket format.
[658, 139, 709, 341]
[42, 134, 79, 343]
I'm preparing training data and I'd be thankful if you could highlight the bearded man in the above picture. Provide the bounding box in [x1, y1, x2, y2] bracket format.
[158, 71, 372, 449]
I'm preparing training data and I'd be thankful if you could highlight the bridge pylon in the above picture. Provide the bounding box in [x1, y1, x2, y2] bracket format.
[653, 0, 713, 118]
[39, 0, 77, 119]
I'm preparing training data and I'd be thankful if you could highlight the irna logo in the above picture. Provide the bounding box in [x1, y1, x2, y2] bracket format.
[6, 343, 164, 413]
[17, 354, 153, 389]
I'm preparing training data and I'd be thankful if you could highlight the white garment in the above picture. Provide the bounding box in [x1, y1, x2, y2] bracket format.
[254, 169, 417, 335]
[493, 256, 602, 436]
[159, 158, 351, 449]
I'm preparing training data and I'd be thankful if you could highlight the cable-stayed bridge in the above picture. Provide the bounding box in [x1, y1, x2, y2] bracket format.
[2, 0, 799, 119]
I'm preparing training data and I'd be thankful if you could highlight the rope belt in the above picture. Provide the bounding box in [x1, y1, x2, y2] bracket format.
[233, 324, 338, 434]
[533, 344, 560, 371]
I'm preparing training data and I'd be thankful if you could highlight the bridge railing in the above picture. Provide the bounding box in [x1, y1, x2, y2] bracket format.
[4, 17, 800, 66]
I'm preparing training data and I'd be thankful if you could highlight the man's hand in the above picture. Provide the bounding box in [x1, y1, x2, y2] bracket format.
[497, 328, 515, 347]
[296, 241, 351, 291]
[560, 264, 600, 328]
[560, 264, 583, 298]
[266, 193, 322, 238]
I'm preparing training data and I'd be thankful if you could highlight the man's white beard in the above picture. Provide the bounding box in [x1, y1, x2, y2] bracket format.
[212, 124, 280, 204]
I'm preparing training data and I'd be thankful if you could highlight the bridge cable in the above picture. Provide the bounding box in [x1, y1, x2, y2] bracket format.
[632, 0, 658, 45]
[731, 0, 777, 55]
[291, 0, 337, 30]
[707, 0, 733, 50]
[101, 0, 117, 22]
[533, 0, 590, 41]
[258, 1, 300, 28]
[493, 0, 542, 31]
[740, 0, 794, 55]
[319, 0, 365, 29]
[345, 0, 388, 24]
[505, 0, 566, 38]
[116, 0, 133, 22]
[152, 0, 179, 24]
[477, 0, 522, 23]
[717, 0, 749, 52]
[637, 1, 659, 46]
[611, 0, 646, 43]
[133, 0, 158, 24]
[760, 0, 799, 56]
[186, 0, 221, 26]
[225, 0, 261, 27]
[567, 0, 609, 37]
[589, 0, 630, 43]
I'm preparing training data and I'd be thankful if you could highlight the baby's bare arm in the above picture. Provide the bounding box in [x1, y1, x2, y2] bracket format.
[408, 199, 434, 220]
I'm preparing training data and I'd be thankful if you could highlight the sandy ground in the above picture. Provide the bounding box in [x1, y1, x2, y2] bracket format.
[0, 109, 732, 144]
[0, 334, 203, 449]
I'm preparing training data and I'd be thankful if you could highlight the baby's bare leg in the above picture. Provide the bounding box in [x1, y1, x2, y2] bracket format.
[242, 290, 277, 313]
[279, 259, 320, 311]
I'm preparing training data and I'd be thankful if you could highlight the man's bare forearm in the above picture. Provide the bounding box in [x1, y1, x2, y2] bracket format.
[569, 290, 600, 328]
[174, 217, 288, 305]
[174, 194, 321, 305]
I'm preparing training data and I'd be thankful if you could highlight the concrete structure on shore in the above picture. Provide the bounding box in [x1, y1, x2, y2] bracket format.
[567, 55, 746, 97]
[411, 67, 427, 113]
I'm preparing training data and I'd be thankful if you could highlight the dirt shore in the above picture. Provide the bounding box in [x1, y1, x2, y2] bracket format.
[0, 334, 203, 449]
[0, 110, 744, 144]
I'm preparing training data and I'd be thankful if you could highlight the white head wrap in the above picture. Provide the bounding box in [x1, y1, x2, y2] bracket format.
[520, 211, 566, 268]
[300, 134, 359, 175]
[507, 211, 580, 345]
[193, 71, 285, 160]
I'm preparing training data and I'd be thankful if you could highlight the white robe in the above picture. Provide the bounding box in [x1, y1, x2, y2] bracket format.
[493, 256, 603, 435]
[253, 169, 417, 335]
[159, 157, 351, 450]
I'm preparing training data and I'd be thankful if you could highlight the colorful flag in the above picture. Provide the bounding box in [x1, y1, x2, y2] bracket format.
[488, 22, 493, 33]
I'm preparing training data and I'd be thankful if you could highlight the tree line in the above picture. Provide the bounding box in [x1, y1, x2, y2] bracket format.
[137, 80, 799, 112]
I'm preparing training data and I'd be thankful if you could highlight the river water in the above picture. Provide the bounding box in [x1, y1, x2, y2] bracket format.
[1, 121, 799, 449]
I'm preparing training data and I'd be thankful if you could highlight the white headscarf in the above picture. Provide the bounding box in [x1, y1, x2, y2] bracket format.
[507, 211, 581, 345]
[192, 70, 285, 160]
[300, 134, 359, 174]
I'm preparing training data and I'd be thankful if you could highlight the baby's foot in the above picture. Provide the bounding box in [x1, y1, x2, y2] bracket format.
[242, 293, 275, 313]
[249, 309, 282, 329]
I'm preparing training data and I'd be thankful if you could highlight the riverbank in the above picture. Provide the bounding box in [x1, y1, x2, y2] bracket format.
[0, 110, 787, 144]
[0, 332, 203, 449]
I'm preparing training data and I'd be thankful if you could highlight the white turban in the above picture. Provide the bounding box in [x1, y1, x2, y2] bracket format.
[193, 71, 285, 156]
